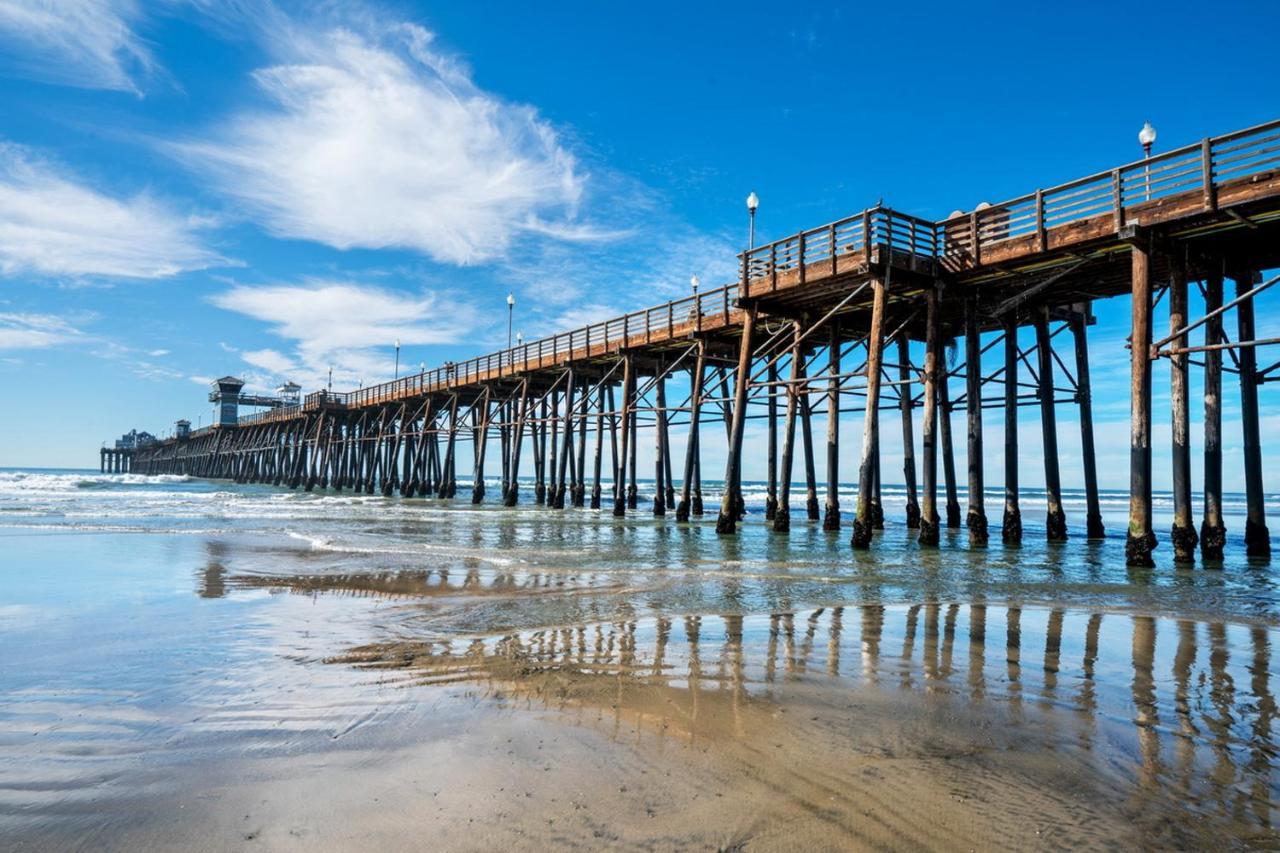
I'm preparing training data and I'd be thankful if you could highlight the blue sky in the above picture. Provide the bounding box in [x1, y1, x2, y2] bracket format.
[0, 0, 1276, 490]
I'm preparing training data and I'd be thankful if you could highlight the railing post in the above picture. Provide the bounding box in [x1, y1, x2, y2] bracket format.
[861, 210, 871, 258]
[741, 252, 750, 300]
[771, 244, 778, 290]
[1111, 168, 1124, 231]
[829, 224, 837, 274]
[796, 232, 806, 286]
[1035, 188, 1046, 252]
[969, 211, 980, 266]
[1201, 138, 1217, 211]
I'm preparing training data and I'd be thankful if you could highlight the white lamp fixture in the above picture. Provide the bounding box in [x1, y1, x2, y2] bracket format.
[1139, 121, 1157, 156]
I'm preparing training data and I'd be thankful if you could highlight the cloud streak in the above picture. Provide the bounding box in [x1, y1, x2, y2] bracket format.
[0, 0, 156, 94]
[0, 143, 225, 280]
[210, 280, 475, 388]
[173, 15, 593, 266]
[0, 311, 84, 349]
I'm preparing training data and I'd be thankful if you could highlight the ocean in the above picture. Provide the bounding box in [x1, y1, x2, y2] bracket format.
[1, 467, 1278, 849]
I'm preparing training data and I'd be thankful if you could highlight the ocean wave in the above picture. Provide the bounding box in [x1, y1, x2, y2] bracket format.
[0, 471, 191, 492]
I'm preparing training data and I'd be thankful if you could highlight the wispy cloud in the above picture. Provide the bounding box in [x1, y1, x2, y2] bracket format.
[210, 280, 475, 387]
[171, 12, 595, 266]
[0, 143, 225, 280]
[0, 0, 157, 95]
[0, 311, 84, 349]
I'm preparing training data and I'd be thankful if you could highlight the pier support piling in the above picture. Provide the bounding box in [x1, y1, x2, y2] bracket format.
[653, 375, 667, 517]
[1236, 270, 1272, 558]
[823, 322, 841, 531]
[504, 381, 529, 507]
[853, 277, 887, 549]
[965, 294, 989, 546]
[1170, 257, 1198, 562]
[766, 360, 779, 520]
[575, 377, 588, 507]
[1001, 314, 1022, 545]
[898, 335, 921, 529]
[1036, 305, 1068, 542]
[774, 323, 802, 533]
[919, 284, 942, 546]
[1070, 308, 1106, 539]
[799, 359, 820, 521]
[553, 374, 575, 508]
[1126, 238, 1156, 567]
[1201, 270, 1227, 561]
[717, 306, 758, 534]
[613, 357, 634, 518]
[590, 386, 604, 510]
[939, 350, 962, 529]
[677, 343, 705, 522]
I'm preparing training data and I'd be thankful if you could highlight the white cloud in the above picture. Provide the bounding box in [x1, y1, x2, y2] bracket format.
[0, 311, 83, 349]
[172, 16, 591, 265]
[0, 143, 224, 279]
[0, 0, 155, 94]
[241, 347, 296, 374]
[211, 280, 474, 387]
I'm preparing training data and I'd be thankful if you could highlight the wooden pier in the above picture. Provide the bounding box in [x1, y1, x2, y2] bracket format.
[121, 119, 1280, 567]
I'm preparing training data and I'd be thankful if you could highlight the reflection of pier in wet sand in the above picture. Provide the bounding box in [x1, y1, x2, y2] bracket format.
[334, 602, 1278, 843]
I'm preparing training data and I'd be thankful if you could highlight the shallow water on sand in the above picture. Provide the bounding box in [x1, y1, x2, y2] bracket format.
[1, 468, 1278, 850]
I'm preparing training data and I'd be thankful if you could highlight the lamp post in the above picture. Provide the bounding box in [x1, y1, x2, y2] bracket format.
[691, 274, 699, 294]
[516, 331, 523, 346]
[506, 293, 516, 349]
[1139, 121, 1157, 201]
[746, 191, 759, 250]
[327, 366, 332, 393]
[394, 339, 401, 379]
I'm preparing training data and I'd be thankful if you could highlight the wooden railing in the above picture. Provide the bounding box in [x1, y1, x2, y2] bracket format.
[216, 119, 1280, 429]
[228, 278, 744, 424]
[745, 118, 1280, 275]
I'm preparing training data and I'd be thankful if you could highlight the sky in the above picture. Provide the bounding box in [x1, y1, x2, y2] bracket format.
[0, 0, 1276, 490]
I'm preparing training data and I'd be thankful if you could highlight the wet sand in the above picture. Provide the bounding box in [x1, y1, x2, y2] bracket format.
[1, 471, 1278, 849]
